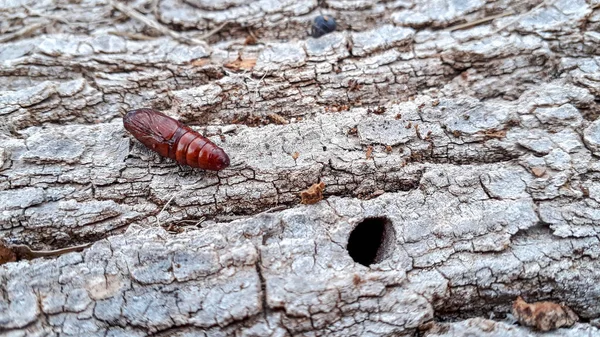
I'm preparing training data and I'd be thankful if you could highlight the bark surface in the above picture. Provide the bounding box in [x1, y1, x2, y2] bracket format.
[1, 0, 600, 336]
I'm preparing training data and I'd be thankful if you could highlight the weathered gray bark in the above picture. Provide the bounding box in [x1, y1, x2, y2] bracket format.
[1, 0, 600, 336]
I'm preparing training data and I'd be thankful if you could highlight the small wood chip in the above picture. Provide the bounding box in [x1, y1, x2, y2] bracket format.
[512, 296, 578, 331]
[368, 106, 386, 114]
[224, 57, 257, 71]
[415, 124, 422, 139]
[191, 58, 211, 67]
[300, 182, 325, 205]
[531, 167, 546, 177]
[483, 130, 507, 139]
[366, 146, 373, 160]
[267, 113, 288, 125]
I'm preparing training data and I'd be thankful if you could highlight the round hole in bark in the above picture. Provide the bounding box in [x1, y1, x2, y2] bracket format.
[347, 217, 395, 267]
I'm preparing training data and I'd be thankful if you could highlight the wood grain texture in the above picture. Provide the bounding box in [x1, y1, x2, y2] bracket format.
[1, 0, 600, 336]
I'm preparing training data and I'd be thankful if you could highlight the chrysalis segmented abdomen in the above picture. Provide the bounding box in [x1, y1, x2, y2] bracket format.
[123, 109, 230, 171]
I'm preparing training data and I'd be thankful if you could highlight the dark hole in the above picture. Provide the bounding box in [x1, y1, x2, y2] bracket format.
[347, 217, 394, 267]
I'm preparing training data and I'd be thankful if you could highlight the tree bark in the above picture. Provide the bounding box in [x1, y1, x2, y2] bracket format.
[1, 0, 600, 336]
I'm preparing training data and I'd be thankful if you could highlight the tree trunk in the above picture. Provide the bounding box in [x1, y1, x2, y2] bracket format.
[1, 0, 600, 336]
